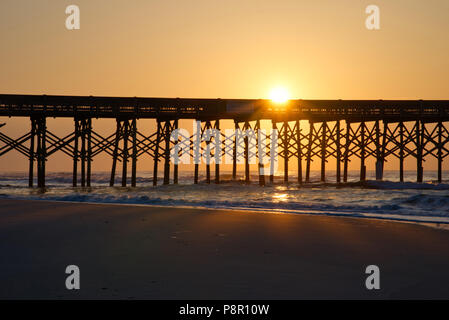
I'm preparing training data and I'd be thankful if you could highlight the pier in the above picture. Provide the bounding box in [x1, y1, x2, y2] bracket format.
[1, 94, 449, 187]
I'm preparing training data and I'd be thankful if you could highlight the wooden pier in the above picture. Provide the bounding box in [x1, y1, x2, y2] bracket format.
[1, 94, 449, 187]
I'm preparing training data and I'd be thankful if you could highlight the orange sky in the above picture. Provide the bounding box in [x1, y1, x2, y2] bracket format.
[1, 0, 449, 173]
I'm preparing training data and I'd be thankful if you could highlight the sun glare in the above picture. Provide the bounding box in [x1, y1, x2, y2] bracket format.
[269, 87, 290, 104]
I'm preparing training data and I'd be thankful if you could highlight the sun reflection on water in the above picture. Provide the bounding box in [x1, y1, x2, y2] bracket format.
[272, 193, 288, 202]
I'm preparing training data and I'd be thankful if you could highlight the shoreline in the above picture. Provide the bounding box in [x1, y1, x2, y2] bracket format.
[1, 198, 449, 299]
[1, 196, 449, 231]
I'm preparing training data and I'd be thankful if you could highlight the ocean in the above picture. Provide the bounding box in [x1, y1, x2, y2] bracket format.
[1, 170, 449, 226]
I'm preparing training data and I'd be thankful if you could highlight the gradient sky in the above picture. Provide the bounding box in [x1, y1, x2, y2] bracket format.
[1, 0, 449, 173]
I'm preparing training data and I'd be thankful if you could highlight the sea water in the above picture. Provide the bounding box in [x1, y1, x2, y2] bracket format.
[1, 170, 449, 226]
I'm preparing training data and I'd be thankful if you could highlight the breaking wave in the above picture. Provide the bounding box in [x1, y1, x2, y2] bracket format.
[1, 170, 449, 225]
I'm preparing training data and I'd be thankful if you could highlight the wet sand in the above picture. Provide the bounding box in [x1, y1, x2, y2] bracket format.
[0, 198, 449, 299]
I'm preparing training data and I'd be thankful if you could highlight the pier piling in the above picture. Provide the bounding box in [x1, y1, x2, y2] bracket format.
[1, 94, 449, 188]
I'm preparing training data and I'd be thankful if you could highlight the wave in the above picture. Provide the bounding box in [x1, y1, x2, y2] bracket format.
[2, 171, 449, 225]
[363, 180, 449, 190]
[1, 184, 449, 223]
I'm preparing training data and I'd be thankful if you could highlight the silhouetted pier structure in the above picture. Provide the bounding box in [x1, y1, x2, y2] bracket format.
[1, 94, 449, 187]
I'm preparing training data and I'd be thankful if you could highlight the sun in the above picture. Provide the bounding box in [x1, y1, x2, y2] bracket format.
[269, 86, 290, 104]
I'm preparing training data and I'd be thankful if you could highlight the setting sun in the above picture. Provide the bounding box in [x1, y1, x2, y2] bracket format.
[269, 87, 290, 104]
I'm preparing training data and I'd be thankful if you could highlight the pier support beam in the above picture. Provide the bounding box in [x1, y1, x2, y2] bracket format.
[383, 120, 425, 183]
[360, 121, 366, 181]
[283, 121, 289, 184]
[276, 120, 303, 185]
[399, 121, 404, 182]
[81, 121, 86, 187]
[343, 121, 350, 183]
[73, 118, 93, 187]
[131, 118, 138, 187]
[306, 121, 313, 183]
[163, 121, 171, 185]
[270, 120, 276, 184]
[416, 120, 423, 183]
[109, 118, 137, 187]
[193, 120, 200, 184]
[256, 120, 265, 186]
[191, 120, 220, 184]
[87, 119, 92, 187]
[110, 120, 120, 186]
[173, 119, 179, 185]
[215, 120, 220, 184]
[375, 120, 384, 181]
[35, 117, 47, 188]
[244, 121, 250, 184]
[431, 120, 449, 183]
[336, 120, 341, 183]
[153, 120, 162, 186]
[121, 120, 129, 187]
[205, 121, 212, 184]
[303, 120, 341, 184]
[321, 122, 326, 182]
[231, 120, 256, 185]
[232, 121, 238, 181]
[28, 119, 36, 187]
[297, 120, 303, 185]
[437, 121, 443, 183]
